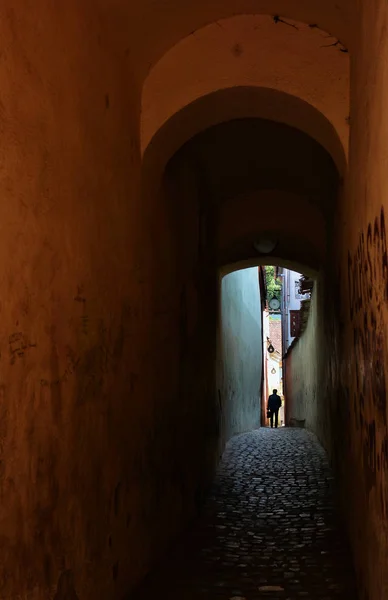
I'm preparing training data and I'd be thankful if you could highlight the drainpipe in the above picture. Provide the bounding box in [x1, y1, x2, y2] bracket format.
[258, 266, 266, 427]
[263, 324, 268, 427]
[285, 270, 291, 351]
[279, 272, 286, 358]
[279, 271, 287, 424]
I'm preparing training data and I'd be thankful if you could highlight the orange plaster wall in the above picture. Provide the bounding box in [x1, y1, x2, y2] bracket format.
[335, 2, 388, 597]
[0, 2, 147, 598]
[1, 2, 381, 599]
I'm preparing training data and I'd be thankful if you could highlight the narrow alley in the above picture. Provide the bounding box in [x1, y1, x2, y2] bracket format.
[2, 3, 388, 599]
[132, 429, 356, 599]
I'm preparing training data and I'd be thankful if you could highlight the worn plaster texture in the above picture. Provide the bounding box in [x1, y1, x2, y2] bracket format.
[1, 2, 387, 600]
[141, 15, 349, 157]
[217, 268, 262, 442]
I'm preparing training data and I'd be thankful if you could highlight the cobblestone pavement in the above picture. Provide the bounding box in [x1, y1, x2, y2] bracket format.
[132, 429, 357, 599]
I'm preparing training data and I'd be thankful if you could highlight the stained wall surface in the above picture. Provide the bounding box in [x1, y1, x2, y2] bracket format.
[0, 4, 218, 599]
[1, 2, 388, 600]
[336, 1, 388, 597]
[217, 268, 263, 442]
[0, 3, 146, 599]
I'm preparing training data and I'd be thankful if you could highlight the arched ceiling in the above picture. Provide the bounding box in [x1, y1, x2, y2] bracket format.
[135, 4, 348, 276]
[168, 117, 339, 216]
[125, 0, 354, 82]
[142, 87, 346, 185]
[141, 15, 349, 157]
[165, 116, 339, 271]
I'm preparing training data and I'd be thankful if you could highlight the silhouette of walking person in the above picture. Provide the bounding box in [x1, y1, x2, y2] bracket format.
[267, 389, 282, 428]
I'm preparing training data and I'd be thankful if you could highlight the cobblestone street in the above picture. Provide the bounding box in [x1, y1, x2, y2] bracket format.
[133, 429, 356, 599]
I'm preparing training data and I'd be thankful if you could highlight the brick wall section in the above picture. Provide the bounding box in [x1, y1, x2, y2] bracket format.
[269, 314, 282, 354]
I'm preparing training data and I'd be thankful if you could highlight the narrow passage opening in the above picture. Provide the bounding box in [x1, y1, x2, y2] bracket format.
[263, 266, 313, 429]
[130, 265, 356, 600]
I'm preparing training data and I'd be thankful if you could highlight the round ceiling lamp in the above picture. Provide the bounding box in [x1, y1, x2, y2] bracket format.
[253, 237, 277, 254]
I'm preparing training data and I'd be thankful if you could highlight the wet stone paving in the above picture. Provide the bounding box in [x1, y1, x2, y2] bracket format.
[133, 429, 357, 599]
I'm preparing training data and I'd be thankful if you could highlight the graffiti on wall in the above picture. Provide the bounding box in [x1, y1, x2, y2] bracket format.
[348, 206, 388, 320]
[347, 206, 388, 513]
[9, 332, 37, 364]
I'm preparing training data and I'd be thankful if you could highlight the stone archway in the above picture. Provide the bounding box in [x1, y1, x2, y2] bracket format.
[141, 15, 349, 159]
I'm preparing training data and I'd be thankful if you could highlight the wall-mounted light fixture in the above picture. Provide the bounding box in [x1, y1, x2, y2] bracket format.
[253, 236, 277, 254]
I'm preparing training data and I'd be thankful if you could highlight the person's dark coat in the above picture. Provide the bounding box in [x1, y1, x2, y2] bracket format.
[268, 393, 281, 411]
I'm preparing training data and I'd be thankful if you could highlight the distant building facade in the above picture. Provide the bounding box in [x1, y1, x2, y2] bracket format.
[262, 269, 284, 425]
[277, 267, 309, 356]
